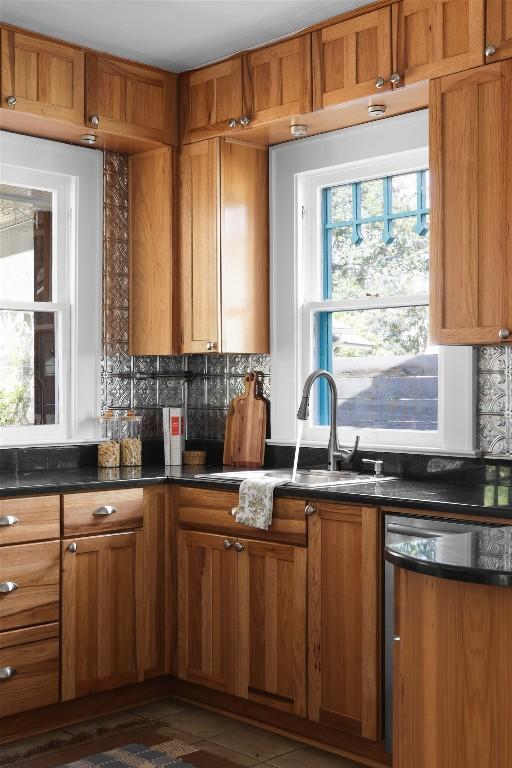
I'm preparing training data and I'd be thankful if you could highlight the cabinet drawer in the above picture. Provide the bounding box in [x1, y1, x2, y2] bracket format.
[63, 488, 144, 536]
[0, 496, 60, 545]
[0, 541, 60, 631]
[177, 487, 307, 545]
[0, 623, 59, 717]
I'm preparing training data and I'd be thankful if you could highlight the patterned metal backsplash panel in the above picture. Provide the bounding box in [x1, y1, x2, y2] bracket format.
[102, 151, 511, 453]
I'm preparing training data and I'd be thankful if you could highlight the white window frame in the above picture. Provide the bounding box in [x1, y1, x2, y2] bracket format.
[270, 111, 476, 455]
[0, 131, 102, 446]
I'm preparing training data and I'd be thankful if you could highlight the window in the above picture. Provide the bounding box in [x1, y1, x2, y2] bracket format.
[0, 132, 102, 446]
[270, 111, 475, 454]
[315, 169, 434, 431]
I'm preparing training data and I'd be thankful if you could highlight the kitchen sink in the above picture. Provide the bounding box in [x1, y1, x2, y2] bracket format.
[196, 468, 396, 487]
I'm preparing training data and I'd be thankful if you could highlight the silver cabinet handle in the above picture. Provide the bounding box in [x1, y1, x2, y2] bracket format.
[375, 76, 386, 89]
[67, 542, 77, 553]
[485, 44, 497, 57]
[93, 505, 117, 516]
[0, 582, 18, 593]
[6, 95, 16, 107]
[0, 515, 18, 526]
[89, 114, 100, 127]
[239, 115, 250, 126]
[228, 117, 237, 128]
[390, 72, 402, 85]
[0, 666, 17, 680]
[206, 341, 215, 351]
[498, 328, 510, 340]
[304, 504, 316, 516]
[223, 539, 233, 550]
[394, 635, 401, 642]
[234, 541, 245, 552]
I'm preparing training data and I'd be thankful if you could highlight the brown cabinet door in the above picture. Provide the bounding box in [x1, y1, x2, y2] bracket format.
[220, 139, 269, 354]
[129, 147, 177, 356]
[85, 53, 176, 144]
[486, 0, 512, 62]
[237, 538, 307, 716]
[392, 0, 484, 85]
[308, 503, 382, 741]
[430, 62, 512, 344]
[0, 541, 60, 631]
[1, 29, 84, 123]
[394, 568, 512, 768]
[312, 7, 392, 110]
[142, 485, 171, 679]
[179, 139, 220, 353]
[177, 530, 238, 694]
[243, 36, 311, 126]
[61, 531, 144, 700]
[181, 57, 243, 143]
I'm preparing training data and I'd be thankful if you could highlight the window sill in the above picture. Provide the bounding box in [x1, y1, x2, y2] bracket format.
[265, 439, 479, 458]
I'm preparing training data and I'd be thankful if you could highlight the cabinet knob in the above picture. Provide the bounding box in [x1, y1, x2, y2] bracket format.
[498, 328, 510, 340]
[0, 581, 18, 593]
[93, 505, 117, 516]
[89, 114, 100, 127]
[304, 504, 316, 516]
[390, 72, 402, 85]
[223, 539, 233, 550]
[375, 77, 386, 89]
[0, 515, 18, 527]
[0, 666, 16, 681]
[234, 541, 245, 552]
[393, 635, 401, 642]
[239, 115, 250, 126]
[206, 341, 216, 351]
[228, 117, 237, 128]
[67, 542, 77, 553]
[485, 44, 497, 58]
[6, 95, 16, 107]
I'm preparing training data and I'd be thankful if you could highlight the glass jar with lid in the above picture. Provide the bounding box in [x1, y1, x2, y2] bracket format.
[97, 411, 121, 467]
[120, 410, 142, 466]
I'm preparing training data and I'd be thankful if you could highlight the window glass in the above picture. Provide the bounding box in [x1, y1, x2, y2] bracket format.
[0, 184, 53, 302]
[0, 310, 58, 426]
[317, 169, 434, 430]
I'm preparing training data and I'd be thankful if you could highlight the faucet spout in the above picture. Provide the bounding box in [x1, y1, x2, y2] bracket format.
[297, 369, 360, 471]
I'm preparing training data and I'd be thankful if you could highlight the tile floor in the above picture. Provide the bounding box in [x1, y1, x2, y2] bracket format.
[0, 696, 366, 768]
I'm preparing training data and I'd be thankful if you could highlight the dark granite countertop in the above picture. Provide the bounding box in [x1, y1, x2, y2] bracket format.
[385, 526, 512, 587]
[0, 464, 511, 519]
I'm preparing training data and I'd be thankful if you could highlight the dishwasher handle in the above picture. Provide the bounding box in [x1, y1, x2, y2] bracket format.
[386, 522, 448, 538]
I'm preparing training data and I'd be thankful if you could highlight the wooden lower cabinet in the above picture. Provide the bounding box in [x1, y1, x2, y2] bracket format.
[177, 530, 307, 715]
[61, 531, 144, 700]
[238, 539, 307, 716]
[177, 530, 238, 693]
[394, 568, 512, 768]
[308, 502, 382, 741]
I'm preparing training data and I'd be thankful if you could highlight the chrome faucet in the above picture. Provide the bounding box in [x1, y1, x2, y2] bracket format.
[297, 369, 359, 471]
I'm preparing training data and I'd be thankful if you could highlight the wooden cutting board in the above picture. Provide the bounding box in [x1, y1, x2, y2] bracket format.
[223, 372, 267, 467]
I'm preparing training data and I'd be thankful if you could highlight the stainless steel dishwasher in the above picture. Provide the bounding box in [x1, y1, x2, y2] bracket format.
[383, 513, 484, 752]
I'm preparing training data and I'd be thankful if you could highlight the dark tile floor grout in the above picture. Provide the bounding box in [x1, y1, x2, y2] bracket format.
[0, 696, 365, 767]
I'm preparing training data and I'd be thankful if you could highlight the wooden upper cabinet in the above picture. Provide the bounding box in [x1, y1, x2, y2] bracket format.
[86, 53, 177, 144]
[243, 35, 311, 125]
[61, 531, 144, 700]
[180, 139, 220, 353]
[177, 530, 238, 694]
[180, 137, 269, 354]
[237, 539, 307, 717]
[308, 502, 382, 741]
[181, 57, 243, 143]
[129, 146, 177, 355]
[312, 7, 392, 110]
[1, 28, 84, 123]
[486, 0, 512, 62]
[430, 62, 512, 345]
[392, 0, 485, 86]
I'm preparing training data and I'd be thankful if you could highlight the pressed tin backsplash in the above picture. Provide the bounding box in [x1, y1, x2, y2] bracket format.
[102, 152, 511, 454]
